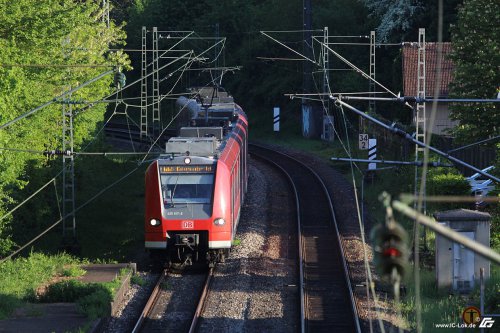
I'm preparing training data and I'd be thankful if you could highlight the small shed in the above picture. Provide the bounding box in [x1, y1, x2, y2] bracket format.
[434, 209, 491, 292]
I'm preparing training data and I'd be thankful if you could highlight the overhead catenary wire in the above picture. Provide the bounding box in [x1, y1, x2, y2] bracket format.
[0, 36, 226, 157]
[0, 178, 57, 222]
[0, 31, 239, 269]
[1, 63, 234, 264]
[0, 165, 141, 264]
[447, 135, 500, 153]
[0, 31, 232, 264]
[315, 38, 413, 110]
[1, 64, 115, 68]
[260, 31, 319, 65]
[0, 69, 114, 130]
[333, 98, 500, 183]
[336, 96, 500, 103]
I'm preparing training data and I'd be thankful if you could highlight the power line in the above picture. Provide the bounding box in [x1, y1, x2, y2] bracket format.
[1, 64, 114, 68]
[447, 135, 500, 153]
[0, 178, 56, 222]
[0, 165, 141, 264]
[0, 69, 114, 130]
[333, 98, 500, 183]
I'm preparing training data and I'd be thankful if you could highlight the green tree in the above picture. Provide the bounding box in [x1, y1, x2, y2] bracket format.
[0, 0, 129, 255]
[449, 0, 500, 143]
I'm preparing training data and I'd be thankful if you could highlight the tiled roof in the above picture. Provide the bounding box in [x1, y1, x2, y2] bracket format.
[402, 42, 453, 97]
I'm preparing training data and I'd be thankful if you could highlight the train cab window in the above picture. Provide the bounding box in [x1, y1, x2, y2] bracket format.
[161, 174, 214, 206]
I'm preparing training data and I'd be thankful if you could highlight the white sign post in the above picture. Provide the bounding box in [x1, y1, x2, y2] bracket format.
[273, 107, 280, 132]
[368, 138, 377, 170]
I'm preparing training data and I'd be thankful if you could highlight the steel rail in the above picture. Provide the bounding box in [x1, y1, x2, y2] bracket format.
[249, 144, 305, 333]
[282, 148, 362, 333]
[131, 269, 168, 333]
[188, 267, 215, 333]
[250, 143, 361, 333]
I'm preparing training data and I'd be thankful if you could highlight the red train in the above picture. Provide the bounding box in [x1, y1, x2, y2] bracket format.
[144, 87, 248, 265]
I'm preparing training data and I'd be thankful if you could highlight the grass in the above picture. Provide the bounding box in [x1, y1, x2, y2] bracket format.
[0, 250, 132, 320]
[62, 265, 87, 277]
[130, 273, 145, 286]
[0, 252, 81, 319]
[400, 266, 500, 331]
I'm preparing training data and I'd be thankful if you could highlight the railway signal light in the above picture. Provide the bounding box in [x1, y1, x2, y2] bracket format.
[371, 221, 408, 282]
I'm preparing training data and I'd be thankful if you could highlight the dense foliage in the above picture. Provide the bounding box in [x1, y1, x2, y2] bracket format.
[0, 0, 128, 255]
[449, 0, 500, 143]
[427, 169, 471, 210]
[361, 0, 462, 42]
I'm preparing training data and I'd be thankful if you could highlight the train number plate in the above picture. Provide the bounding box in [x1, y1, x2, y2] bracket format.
[182, 221, 194, 229]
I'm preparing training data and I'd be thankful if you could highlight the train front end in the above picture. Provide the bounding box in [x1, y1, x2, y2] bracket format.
[144, 155, 230, 265]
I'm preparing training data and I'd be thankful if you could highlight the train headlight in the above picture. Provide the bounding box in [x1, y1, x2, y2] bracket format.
[214, 218, 225, 226]
[184, 157, 191, 164]
[150, 219, 161, 226]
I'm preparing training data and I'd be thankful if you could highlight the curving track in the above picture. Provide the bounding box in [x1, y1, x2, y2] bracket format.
[250, 143, 360, 333]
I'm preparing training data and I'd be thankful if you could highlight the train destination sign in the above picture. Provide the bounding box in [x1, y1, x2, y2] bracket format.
[159, 165, 214, 173]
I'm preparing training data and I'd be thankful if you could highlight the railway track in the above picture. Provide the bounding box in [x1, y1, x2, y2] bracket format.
[131, 266, 214, 333]
[249, 143, 361, 333]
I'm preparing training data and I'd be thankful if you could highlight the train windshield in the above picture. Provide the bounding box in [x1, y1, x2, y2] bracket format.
[160, 174, 214, 206]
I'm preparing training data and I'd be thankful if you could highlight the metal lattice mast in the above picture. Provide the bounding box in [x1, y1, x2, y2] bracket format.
[369, 30, 376, 113]
[62, 93, 76, 239]
[152, 27, 161, 137]
[322, 26, 330, 112]
[414, 28, 427, 220]
[140, 26, 148, 139]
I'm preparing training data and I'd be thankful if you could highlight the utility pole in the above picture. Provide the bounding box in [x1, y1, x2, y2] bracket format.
[140, 26, 148, 139]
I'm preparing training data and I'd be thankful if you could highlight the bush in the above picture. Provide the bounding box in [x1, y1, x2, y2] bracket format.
[40, 280, 96, 303]
[427, 170, 471, 211]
